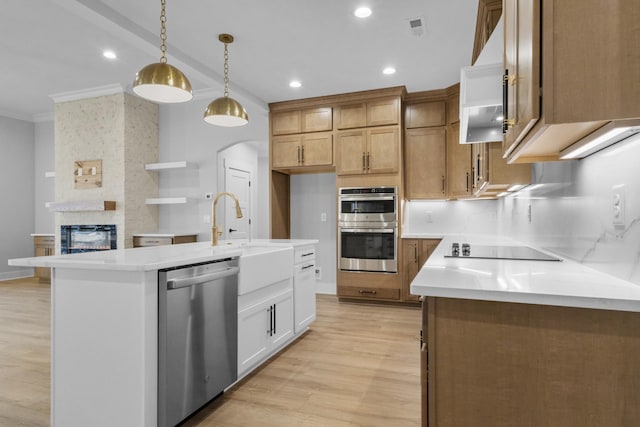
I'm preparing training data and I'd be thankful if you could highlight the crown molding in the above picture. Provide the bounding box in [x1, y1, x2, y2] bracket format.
[33, 112, 55, 123]
[49, 83, 124, 104]
[0, 109, 34, 122]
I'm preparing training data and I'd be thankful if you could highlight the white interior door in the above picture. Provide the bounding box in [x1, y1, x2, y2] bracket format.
[224, 166, 250, 240]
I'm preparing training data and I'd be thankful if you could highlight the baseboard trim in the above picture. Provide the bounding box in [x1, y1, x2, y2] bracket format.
[0, 269, 35, 281]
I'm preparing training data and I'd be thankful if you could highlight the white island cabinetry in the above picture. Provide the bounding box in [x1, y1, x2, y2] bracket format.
[294, 245, 317, 333]
[8, 239, 317, 427]
[238, 280, 294, 376]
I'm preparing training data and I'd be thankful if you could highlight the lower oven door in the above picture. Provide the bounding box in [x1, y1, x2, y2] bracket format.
[339, 227, 397, 273]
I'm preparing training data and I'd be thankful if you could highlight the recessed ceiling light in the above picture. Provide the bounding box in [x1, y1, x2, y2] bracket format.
[354, 7, 372, 18]
[289, 80, 302, 88]
[103, 50, 117, 60]
[383, 67, 396, 75]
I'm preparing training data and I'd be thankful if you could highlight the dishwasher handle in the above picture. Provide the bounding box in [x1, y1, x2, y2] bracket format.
[167, 266, 240, 290]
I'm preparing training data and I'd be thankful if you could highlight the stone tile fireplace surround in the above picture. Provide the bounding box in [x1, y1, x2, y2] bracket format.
[53, 91, 159, 254]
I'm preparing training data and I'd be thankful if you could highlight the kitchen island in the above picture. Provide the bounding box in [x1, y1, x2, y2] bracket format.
[410, 236, 640, 427]
[8, 239, 318, 427]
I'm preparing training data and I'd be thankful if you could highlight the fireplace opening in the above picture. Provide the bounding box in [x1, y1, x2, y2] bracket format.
[61, 225, 117, 254]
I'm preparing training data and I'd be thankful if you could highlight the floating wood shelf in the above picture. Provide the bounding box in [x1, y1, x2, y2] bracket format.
[145, 197, 189, 205]
[144, 161, 197, 171]
[48, 200, 116, 212]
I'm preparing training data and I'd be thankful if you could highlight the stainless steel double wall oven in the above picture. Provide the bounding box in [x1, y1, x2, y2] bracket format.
[338, 187, 398, 273]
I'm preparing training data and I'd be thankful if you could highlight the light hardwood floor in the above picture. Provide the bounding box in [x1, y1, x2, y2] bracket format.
[0, 277, 421, 427]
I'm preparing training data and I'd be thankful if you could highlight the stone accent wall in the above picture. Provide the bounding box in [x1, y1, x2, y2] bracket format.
[54, 92, 158, 252]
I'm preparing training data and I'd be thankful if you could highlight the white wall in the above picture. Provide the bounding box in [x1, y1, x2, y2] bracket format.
[498, 134, 640, 285]
[156, 95, 269, 242]
[0, 116, 35, 279]
[34, 120, 55, 233]
[403, 135, 640, 287]
[290, 173, 337, 294]
[403, 199, 499, 236]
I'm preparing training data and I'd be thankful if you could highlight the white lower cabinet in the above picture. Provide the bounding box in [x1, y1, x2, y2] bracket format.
[238, 279, 294, 376]
[294, 245, 317, 333]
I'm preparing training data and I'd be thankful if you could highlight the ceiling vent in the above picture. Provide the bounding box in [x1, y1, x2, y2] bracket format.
[408, 17, 425, 36]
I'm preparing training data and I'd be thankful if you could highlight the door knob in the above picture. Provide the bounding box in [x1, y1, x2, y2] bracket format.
[228, 228, 237, 233]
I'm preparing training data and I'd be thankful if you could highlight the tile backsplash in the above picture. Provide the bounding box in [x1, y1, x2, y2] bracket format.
[405, 134, 640, 286]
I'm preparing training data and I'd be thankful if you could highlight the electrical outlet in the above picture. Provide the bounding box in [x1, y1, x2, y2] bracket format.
[612, 184, 625, 227]
[321, 212, 327, 222]
[203, 215, 211, 224]
[315, 267, 322, 280]
[426, 211, 433, 223]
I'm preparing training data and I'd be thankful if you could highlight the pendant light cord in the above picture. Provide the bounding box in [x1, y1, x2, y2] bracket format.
[223, 43, 229, 97]
[160, 0, 167, 63]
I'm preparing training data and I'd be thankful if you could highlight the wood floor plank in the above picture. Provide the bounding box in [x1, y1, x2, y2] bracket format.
[0, 279, 421, 426]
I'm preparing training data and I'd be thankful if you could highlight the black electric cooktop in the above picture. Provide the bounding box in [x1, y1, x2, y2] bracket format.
[444, 244, 562, 262]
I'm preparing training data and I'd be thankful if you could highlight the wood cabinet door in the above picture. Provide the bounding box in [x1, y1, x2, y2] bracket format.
[366, 98, 400, 127]
[402, 240, 421, 302]
[406, 101, 447, 129]
[472, 143, 489, 194]
[336, 130, 366, 175]
[301, 132, 333, 166]
[272, 135, 301, 168]
[503, 0, 541, 156]
[367, 127, 399, 174]
[446, 122, 472, 198]
[271, 110, 301, 135]
[336, 103, 367, 129]
[405, 127, 447, 199]
[302, 107, 332, 132]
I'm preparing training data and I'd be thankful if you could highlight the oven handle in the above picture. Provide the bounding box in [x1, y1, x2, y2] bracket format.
[339, 196, 396, 201]
[339, 228, 395, 233]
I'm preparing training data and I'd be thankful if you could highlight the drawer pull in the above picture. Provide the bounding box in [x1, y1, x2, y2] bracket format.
[301, 252, 314, 257]
[302, 264, 314, 270]
[358, 289, 377, 294]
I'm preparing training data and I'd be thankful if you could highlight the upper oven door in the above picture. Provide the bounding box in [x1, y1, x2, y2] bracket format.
[339, 195, 396, 223]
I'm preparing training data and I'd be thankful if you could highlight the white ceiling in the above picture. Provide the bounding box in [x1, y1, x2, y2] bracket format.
[1, 0, 478, 121]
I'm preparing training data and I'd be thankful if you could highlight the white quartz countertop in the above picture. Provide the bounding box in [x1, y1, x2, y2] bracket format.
[132, 232, 198, 237]
[8, 239, 318, 272]
[410, 235, 640, 313]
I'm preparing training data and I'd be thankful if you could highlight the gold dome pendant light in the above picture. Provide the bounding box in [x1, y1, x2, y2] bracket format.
[204, 34, 249, 127]
[132, 0, 192, 103]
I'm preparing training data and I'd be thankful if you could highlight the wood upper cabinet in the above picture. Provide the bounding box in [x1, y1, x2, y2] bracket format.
[272, 135, 302, 168]
[366, 98, 400, 127]
[301, 133, 333, 166]
[472, 142, 489, 194]
[336, 98, 400, 129]
[336, 103, 367, 129]
[336, 127, 399, 175]
[272, 110, 301, 135]
[302, 108, 332, 133]
[272, 107, 332, 135]
[402, 239, 440, 302]
[503, 0, 640, 162]
[446, 122, 472, 199]
[406, 101, 446, 129]
[405, 127, 447, 199]
[272, 132, 333, 169]
[502, 0, 540, 157]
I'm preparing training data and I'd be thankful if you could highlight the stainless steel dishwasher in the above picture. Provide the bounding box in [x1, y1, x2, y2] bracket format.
[158, 257, 239, 427]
